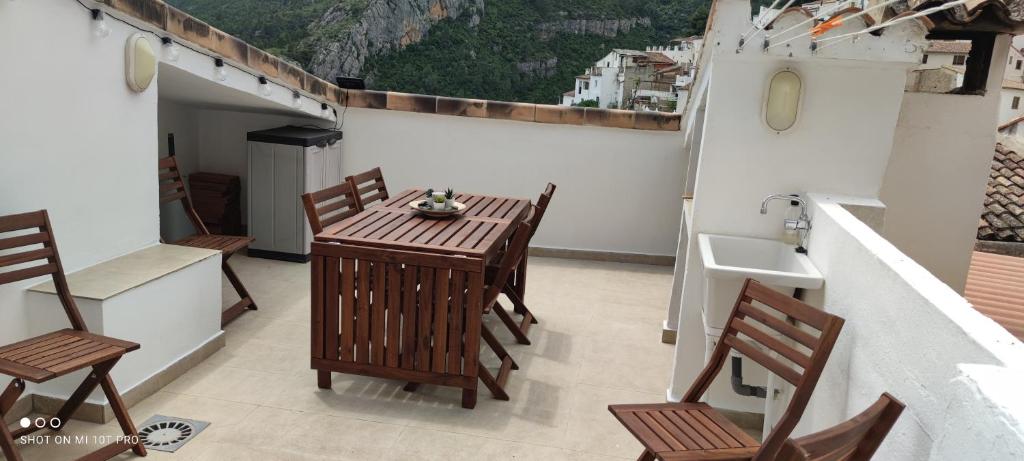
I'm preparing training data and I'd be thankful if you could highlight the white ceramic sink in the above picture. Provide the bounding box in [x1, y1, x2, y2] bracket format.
[698, 233, 823, 289]
[698, 233, 823, 332]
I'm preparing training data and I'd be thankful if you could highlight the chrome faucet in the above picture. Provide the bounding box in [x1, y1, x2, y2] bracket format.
[760, 194, 810, 252]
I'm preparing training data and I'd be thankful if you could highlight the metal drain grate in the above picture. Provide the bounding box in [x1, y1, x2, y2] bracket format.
[137, 415, 209, 453]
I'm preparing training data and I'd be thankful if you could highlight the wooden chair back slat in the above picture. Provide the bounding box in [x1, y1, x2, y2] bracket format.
[527, 183, 556, 240]
[346, 167, 389, 209]
[0, 210, 88, 331]
[777, 393, 905, 461]
[738, 301, 819, 349]
[301, 182, 362, 235]
[157, 135, 209, 236]
[484, 209, 535, 307]
[683, 278, 845, 460]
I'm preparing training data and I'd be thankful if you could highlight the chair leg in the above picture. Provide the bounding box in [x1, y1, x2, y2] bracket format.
[490, 301, 532, 345]
[481, 324, 519, 371]
[0, 379, 25, 461]
[222, 256, 257, 327]
[52, 360, 117, 430]
[637, 449, 656, 461]
[99, 366, 147, 457]
[478, 364, 510, 401]
[504, 284, 538, 325]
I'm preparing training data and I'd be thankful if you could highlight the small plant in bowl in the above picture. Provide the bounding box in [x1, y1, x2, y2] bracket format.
[432, 193, 447, 210]
[444, 188, 455, 208]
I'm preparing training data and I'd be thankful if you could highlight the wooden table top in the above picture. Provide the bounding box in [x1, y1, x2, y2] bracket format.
[315, 189, 531, 260]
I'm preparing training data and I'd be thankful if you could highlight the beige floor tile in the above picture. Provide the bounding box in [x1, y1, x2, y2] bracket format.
[20, 255, 677, 460]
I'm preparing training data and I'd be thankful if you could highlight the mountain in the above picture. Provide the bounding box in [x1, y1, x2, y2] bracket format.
[166, 0, 710, 104]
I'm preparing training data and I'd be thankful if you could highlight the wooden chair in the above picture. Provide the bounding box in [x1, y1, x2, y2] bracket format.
[477, 210, 535, 400]
[301, 182, 363, 234]
[159, 134, 256, 327]
[0, 210, 147, 461]
[346, 167, 389, 209]
[776, 393, 904, 461]
[609, 278, 846, 461]
[486, 183, 556, 345]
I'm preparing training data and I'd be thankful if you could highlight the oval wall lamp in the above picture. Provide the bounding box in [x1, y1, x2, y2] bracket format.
[765, 69, 802, 132]
[124, 33, 156, 92]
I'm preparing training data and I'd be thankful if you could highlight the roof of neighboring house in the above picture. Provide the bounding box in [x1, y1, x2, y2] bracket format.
[644, 52, 676, 65]
[576, 74, 590, 80]
[612, 49, 648, 56]
[927, 40, 972, 54]
[563, 90, 575, 96]
[999, 114, 1024, 131]
[1004, 79, 1024, 90]
[979, 144, 1024, 243]
[965, 251, 1024, 340]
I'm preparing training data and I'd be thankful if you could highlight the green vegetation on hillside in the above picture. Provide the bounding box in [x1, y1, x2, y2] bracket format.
[167, 0, 711, 104]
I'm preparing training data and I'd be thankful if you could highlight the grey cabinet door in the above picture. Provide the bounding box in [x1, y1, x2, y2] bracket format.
[248, 142, 303, 254]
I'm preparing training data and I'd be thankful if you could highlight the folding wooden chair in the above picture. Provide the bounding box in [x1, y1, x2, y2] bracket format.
[477, 211, 535, 400]
[487, 183, 556, 345]
[777, 393, 904, 461]
[609, 278, 845, 461]
[159, 134, 256, 327]
[0, 210, 146, 461]
[346, 167, 389, 209]
[301, 181, 363, 234]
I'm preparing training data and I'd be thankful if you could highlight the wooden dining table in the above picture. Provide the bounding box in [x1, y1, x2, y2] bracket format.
[309, 189, 531, 408]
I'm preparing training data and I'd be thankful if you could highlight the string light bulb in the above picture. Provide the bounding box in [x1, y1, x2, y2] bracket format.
[321, 103, 330, 116]
[213, 58, 227, 81]
[258, 76, 272, 96]
[91, 9, 110, 38]
[292, 91, 303, 109]
[161, 37, 180, 62]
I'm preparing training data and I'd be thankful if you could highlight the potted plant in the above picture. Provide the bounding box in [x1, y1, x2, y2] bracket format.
[432, 193, 447, 210]
[445, 188, 455, 208]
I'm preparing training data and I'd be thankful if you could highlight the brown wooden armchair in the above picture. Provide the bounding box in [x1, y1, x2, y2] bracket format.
[0, 210, 146, 461]
[346, 167, 389, 209]
[158, 134, 256, 327]
[777, 393, 904, 461]
[609, 279, 845, 461]
[300, 181, 363, 235]
[486, 182, 556, 345]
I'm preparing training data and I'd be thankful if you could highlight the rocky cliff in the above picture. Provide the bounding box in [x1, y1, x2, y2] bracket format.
[535, 17, 652, 40]
[308, 0, 485, 81]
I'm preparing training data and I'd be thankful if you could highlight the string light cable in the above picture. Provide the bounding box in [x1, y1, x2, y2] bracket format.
[71, 0, 337, 127]
[815, 0, 969, 51]
[739, 0, 798, 50]
[765, 0, 903, 50]
[764, 0, 854, 42]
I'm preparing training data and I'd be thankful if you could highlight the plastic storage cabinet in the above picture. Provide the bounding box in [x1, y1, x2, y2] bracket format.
[247, 126, 343, 262]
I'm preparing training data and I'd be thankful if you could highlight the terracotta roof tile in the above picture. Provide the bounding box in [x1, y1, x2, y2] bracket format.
[927, 40, 972, 54]
[1003, 79, 1024, 90]
[965, 251, 1024, 340]
[979, 144, 1024, 242]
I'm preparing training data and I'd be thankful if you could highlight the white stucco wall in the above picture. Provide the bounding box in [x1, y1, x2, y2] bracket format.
[668, 0, 921, 400]
[339, 107, 687, 256]
[0, 0, 161, 379]
[880, 36, 1007, 293]
[999, 86, 1024, 124]
[791, 195, 1024, 460]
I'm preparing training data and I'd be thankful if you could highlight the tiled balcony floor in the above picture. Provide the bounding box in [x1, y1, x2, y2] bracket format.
[14, 255, 676, 460]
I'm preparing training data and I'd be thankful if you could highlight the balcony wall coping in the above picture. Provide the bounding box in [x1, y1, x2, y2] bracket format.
[99, 0, 681, 132]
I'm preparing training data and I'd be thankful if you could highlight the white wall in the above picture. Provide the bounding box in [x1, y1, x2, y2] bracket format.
[880, 37, 1007, 293]
[788, 195, 1024, 460]
[999, 87, 1024, 124]
[338, 107, 686, 256]
[158, 100, 200, 241]
[919, 52, 965, 71]
[0, 0, 160, 368]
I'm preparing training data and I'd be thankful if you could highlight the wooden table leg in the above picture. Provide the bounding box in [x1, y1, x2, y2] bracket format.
[462, 388, 477, 409]
[317, 370, 332, 389]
